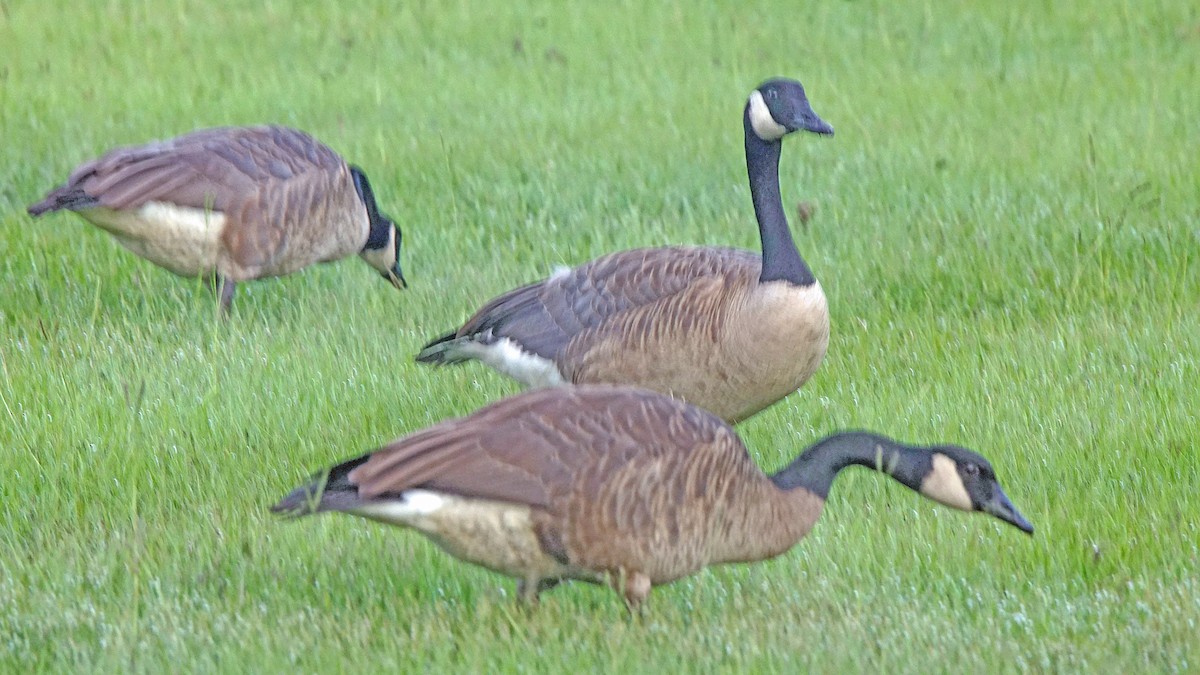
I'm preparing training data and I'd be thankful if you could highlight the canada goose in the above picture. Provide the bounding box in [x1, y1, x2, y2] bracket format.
[27, 125, 406, 312]
[415, 77, 832, 423]
[272, 385, 1033, 610]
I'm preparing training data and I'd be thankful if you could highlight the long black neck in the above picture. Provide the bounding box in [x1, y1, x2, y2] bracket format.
[744, 108, 814, 286]
[771, 432, 930, 499]
[351, 165, 390, 251]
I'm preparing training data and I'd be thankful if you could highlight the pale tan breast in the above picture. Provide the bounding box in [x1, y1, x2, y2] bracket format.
[717, 280, 830, 422]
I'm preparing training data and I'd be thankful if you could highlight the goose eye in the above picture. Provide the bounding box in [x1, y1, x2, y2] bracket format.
[963, 463, 980, 477]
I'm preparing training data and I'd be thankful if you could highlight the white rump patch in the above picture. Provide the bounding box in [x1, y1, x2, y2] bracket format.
[82, 201, 225, 275]
[920, 454, 973, 511]
[352, 489, 446, 523]
[748, 90, 788, 142]
[461, 336, 567, 388]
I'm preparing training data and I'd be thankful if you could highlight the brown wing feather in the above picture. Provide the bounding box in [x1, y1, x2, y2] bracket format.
[449, 247, 761, 360]
[563, 271, 743, 365]
[30, 125, 344, 214]
[344, 386, 752, 513]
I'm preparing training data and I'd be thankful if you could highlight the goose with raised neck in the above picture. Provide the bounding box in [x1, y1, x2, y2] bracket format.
[416, 78, 835, 423]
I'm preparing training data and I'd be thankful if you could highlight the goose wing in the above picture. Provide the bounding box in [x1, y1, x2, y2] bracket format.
[275, 386, 749, 516]
[28, 125, 344, 216]
[439, 246, 760, 360]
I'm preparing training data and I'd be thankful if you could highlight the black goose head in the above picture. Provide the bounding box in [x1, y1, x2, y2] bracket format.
[918, 444, 1034, 534]
[773, 431, 1034, 535]
[746, 78, 835, 142]
[352, 165, 407, 290]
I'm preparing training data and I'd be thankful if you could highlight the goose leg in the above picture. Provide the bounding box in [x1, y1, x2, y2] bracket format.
[204, 274, 237, 314]
[217, 277, 237, 314]
[516, 578, 562, 607]
[516, 578, 541, 605]
[616, 570, 651, 617]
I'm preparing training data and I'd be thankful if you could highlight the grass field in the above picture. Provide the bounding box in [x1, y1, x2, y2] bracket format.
[2, 0, 1198, 671]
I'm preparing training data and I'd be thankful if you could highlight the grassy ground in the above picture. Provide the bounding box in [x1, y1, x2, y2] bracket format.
[2, 0, 1198, 671]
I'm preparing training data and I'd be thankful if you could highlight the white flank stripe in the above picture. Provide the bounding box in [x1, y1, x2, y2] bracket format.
[471, 337, 567, 387]
[352, 489, 447, 523]
[83, 201, 225, 275]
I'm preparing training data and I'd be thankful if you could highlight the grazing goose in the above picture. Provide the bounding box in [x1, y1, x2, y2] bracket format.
[272, 385, 1033, 610]
[416, 77, 832, 423]
[28, 125, 406, 312]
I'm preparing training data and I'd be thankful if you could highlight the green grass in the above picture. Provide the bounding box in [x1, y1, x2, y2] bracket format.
[2, 0, 1198, 671]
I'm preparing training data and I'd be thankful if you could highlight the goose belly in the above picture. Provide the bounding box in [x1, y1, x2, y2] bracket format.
[80, 203, 224, 276]
[352, 490, 583, 583]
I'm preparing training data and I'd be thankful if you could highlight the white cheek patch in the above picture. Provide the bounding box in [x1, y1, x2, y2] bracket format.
[920, 454, 974, 511]
[748, 91, 788, 142]
[359, 228, 396, 272]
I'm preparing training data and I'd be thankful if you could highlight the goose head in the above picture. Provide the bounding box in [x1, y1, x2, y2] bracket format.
[775, 431, 1034, 535]
[746, 78, 834, 142]
[352, 165, 407, 290]
[917, 444, 1034, 534]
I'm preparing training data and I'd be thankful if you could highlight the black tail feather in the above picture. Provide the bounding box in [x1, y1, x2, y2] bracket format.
[27, 189, 100, 217]
[414, 330, 463, 365]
